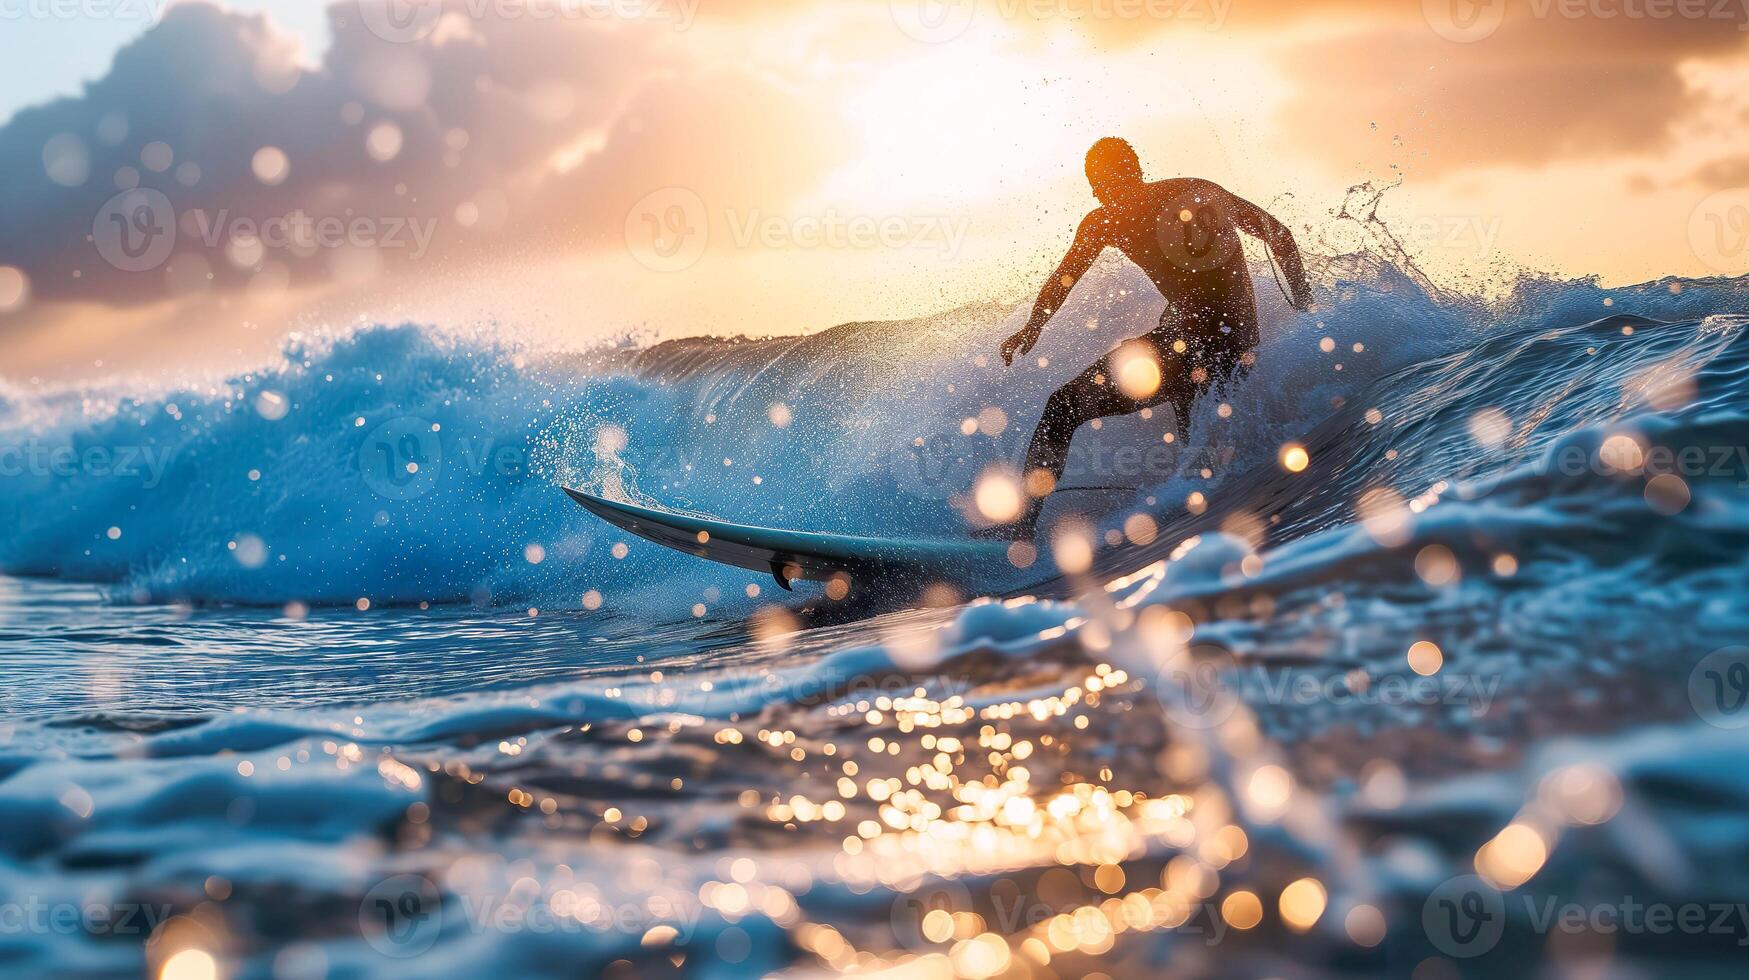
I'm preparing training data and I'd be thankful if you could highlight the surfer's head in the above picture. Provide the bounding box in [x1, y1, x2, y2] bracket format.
[1085, 137, 1144, 206]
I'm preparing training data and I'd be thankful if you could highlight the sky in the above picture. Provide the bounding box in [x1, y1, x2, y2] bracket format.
[1, 0, 1747, 380]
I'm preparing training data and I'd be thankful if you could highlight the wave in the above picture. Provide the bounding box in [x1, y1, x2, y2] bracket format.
[1, 249, 1747, 616]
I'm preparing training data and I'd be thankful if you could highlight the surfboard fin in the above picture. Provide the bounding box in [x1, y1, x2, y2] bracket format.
[771, 559, 795, 591]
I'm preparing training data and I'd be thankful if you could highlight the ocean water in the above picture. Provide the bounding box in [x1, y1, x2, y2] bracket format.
[4, 250, 1749, 977]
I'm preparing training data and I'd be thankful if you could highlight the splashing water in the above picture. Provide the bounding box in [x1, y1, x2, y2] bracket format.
[3, 240, 1749, 975]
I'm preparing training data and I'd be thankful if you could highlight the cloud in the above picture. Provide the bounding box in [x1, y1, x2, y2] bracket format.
[1276, 11, 1749, 177]
[0, 1, 848, 312]
[1691, 154, 1749, 187]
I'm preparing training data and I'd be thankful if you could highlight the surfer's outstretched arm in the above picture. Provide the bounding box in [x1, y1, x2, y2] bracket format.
[1228, 194, 1313, 311]
[1001, 213, 1105, 365]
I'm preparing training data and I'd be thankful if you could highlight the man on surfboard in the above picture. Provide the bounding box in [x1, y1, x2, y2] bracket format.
[997, 137, 1312, 535]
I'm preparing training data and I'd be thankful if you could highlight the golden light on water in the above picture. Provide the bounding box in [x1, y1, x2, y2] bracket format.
[1357, 487, 1411, 546]
[1122, 513, 1158, 546]
[1244, 765, 1293, 822]
[949, 933, 1011, 977]
[1539, 764, 1623, 827]
[1407, 640, 1444, 676]
[1599, 433, 1646, 473]
[1476, 822, 1549, 889]
[1279, 877, 1328, 932]
[1279, 443, 1309, 473]
[1414, 544, 1459, 587]
[1468, 407, 1511, 448]
[972, 466, 1024, 524]
[1344, 904, 1387, 946]
[1645, 473, 1691, 515]
[1023, 468, 1056, 498]
[1052, 524, 1095, 575]
[1220, 890, 1263, 930]
[1112, 343, 1163, 400]
[159, 949, 217, 980]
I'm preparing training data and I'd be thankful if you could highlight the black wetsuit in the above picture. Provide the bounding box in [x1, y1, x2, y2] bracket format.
[1018, 178, 1300, 495]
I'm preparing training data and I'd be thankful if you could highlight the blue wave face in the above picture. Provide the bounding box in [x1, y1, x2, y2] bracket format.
[4, 262, 1749, 978]
[1, 264, 1747, 619]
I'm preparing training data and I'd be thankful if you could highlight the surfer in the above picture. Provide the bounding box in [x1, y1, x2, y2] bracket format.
[997, 137, 1313, 535]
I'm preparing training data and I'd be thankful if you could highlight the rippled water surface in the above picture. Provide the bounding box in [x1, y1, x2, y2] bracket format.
[5, 267, 1749, 977]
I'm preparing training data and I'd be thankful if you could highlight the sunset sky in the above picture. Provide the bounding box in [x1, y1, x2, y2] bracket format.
[1, 0, 1747, 380]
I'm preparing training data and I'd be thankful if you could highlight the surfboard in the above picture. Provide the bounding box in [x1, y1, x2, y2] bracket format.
[563, 488, 1012, 590]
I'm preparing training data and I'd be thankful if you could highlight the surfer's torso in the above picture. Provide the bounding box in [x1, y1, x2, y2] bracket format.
[1079, 178, 1260, 349]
